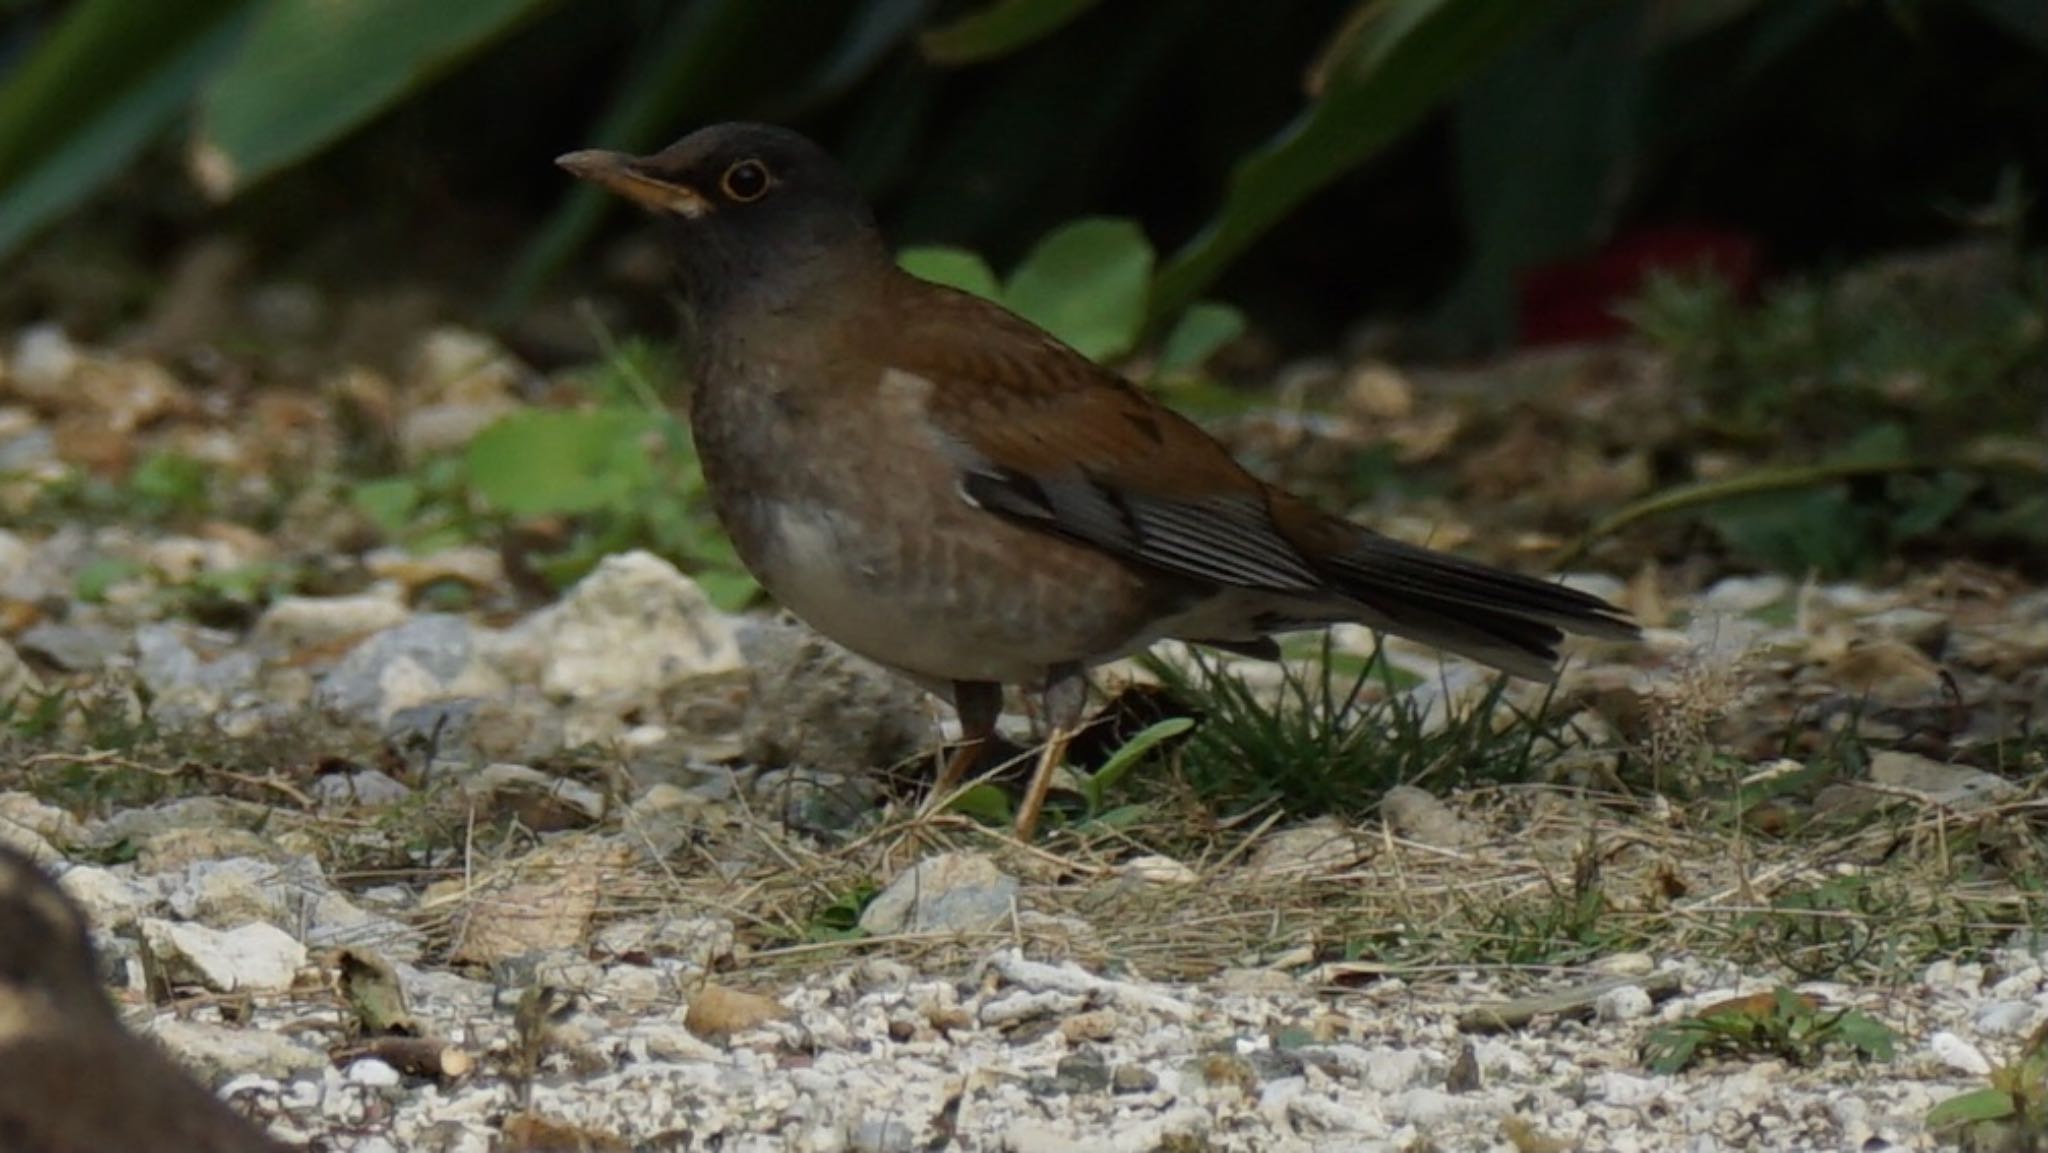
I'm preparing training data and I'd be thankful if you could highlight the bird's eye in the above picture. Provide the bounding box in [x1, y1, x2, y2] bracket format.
[720, 159, 771, 203]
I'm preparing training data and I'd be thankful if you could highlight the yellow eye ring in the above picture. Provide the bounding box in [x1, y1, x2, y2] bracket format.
[721, 159, 770, 202]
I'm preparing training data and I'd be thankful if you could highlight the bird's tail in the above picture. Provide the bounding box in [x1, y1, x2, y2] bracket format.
[1310, 530, 1638, 682]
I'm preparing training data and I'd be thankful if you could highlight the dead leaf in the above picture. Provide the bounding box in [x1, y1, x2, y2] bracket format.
[685, 983, 789, 1041]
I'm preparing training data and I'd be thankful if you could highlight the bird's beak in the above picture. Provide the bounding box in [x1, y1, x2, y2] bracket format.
[556, 149, 711, 219]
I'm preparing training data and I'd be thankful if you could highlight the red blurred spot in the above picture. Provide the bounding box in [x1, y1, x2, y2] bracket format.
[1516, 224, 1761, 347]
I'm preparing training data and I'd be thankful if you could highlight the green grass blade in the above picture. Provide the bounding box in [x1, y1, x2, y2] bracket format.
[1150, 0, 1564, 322]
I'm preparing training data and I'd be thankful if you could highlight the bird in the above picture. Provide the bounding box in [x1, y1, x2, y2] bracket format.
[558, 122, 1638, 839]
[0, 845, 292, 1153]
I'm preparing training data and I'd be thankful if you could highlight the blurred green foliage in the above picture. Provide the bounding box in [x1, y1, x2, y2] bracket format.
[1, 0, 2043, 348]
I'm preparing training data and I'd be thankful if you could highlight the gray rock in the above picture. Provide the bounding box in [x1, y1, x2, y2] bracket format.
[751, 766, 880, 834]
[56, 864, 160, 932]
[1053, 1052, 1112, 1094]
[145, 1017, 329, 1082]
[1246, 818, 1365, 879]
[859, 852, 1018, 935]
[316, 613, 502, 725]
[737, 615, 930, 773]
[1112, 1064, 1159, 1094]
[591, 914, 737, 969]
[516, 551, 743, 708]
[1869, 750, 2018, 812]
[14, 619, 128, 671]
[134, 623, 260, 725]
[141, 917, 306, 992]
[1379, 785, 1479, 848]
[1973, 999, 2038, 1037]
[0, 635, 44, 704]
[254, 593, 410, 652]
[310, 768, 414, 808]
[849, 1118, 917, 1153]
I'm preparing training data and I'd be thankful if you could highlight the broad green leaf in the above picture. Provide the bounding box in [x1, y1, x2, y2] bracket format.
[196, 0, 557, 197]
[1086, 717, 1195, 799]
[1152, 0, 1566, 322]
[0, 0, 250, 260]
[464, 409, 653, 517]
[898, 246, 1002, 300]
[919, 0, 1104, 65]
[1003, 217, 1153, 361]
[1156, 302, 1247, 377]
[351, 478, 421, 537]
[1926, 1087, 2017, 1129]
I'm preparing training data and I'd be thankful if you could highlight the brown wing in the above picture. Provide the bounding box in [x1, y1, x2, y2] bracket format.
[876, 276, 1638, 679]
[884, 280, 1326, 593]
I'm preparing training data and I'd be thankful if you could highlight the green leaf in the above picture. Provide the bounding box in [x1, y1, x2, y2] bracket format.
[74, 558, 145, 604]
[1152, 0, 1565, 322]
[196, 0, 556, 197]
[1926, 1087, 2018, 1129]
[1156, 302, 1248, 377]
[1087, 717, 1196, 799]
[1003, 217, 1153, 361]
[945, 784, 1015, 825]
[898, 246, 1003, 300]
[464, 409, 652, 517]
[1830, 1012, 1896, 1061]
[919, 0, 1105, 65]
[351, 478, 421, 537]
[0, 0, 251, 261]
[693, 568, 760, 613]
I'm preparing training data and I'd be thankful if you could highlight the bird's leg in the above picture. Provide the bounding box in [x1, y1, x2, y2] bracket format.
[1013, 663, 1087, 841]
[927, 680, 1002, 812]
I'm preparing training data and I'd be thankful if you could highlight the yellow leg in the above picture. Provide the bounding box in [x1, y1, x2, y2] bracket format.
[1011, 724, 1075, 841]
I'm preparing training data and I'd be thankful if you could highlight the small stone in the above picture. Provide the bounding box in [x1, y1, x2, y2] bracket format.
[1053, 1052, 1111, 1094]
[737, 616, 929, 774]
[1117, 854, 1198, 885]
[55, 865, 157, 932]
[140, 918, 306, 992]
[858, 852, 1017, 935]
[1379, 785, 1478, 848]
[309, 769, 414, 808]
[254, 593, 410, 652]
[1111, 1064, 1159, 1094]
[685, 983, 788, 1040]
[1929, 1030, 1994, 1076]
[1594, 984, 1654, 1021]
[13, 620, 127, 672]
[0, 636, 44, 704]
[523, 552, 743, 707]
[145, 1018, 329, 1082]
[849, 1119, 916, 1153]
[1974, 1000, 2038, 1037]
[345, 1058, 401, 1088]
[1058, 1010, 1118, 1044]
[1869, 750, 2018, 812]
[315, 613, 502, 726]
[1699, 575, 1792, 614]
[1246, 818, 1364, 879]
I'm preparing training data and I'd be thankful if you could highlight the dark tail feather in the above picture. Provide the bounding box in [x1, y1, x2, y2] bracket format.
[1315, 533, 1638, 682]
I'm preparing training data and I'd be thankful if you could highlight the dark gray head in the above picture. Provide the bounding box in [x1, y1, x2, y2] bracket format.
[558, 122, 886, 321]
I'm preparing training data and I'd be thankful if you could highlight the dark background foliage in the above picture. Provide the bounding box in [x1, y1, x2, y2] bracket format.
[3, 0, 2044, 354]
